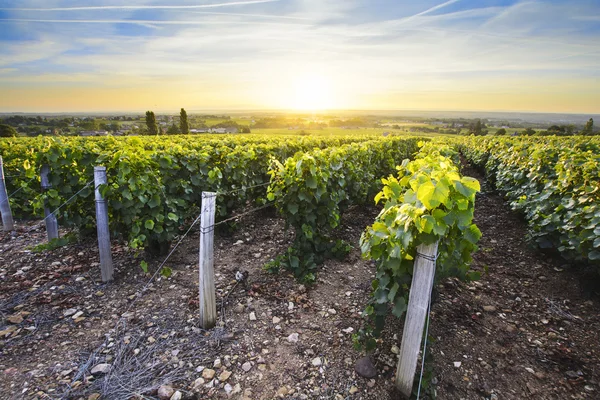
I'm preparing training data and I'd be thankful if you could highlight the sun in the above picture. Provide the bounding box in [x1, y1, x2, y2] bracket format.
[289, 74, 335, 111]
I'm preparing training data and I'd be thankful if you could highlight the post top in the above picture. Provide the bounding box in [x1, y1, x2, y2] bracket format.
[94, 166, 106, 172]
[202, 192, 217, 198]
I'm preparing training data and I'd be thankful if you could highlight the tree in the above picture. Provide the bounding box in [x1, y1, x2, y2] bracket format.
[79, 119, 99, 130]
[145, 111, 158, 135]
[107, 122, 120, 132]
[180, 108, 189, 134]
[582, 118, 594, 135]
[167, 124, 180, 134]
[495, 128, 507, 136]
[0, 124, 18, 137]
[469, 119, 487, 136]
[523, 128, 536, 136]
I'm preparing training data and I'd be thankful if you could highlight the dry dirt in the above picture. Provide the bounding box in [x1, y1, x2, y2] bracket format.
[0, 164, 598, 400]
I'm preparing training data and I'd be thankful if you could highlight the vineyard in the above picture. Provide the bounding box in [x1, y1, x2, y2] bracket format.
[459, 136, 600, 266]
[0, 133, 599, 400]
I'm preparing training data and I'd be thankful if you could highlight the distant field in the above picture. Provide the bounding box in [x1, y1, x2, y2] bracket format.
[249, 127, 451, 138]
[379, 121, 430, 126]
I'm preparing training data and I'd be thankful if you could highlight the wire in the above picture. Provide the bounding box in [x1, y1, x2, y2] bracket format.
[216, 181, 271, 196]
[199, 202, 273, 233]
[26, 180, 94, 232]
[0, 177, 36, 206]
[70, 211, 203, 391]
[44, 181, 94, 220]
[148, 213, 202, 285]
[416, 251, 438, 262]
[416, 289, 432, 400]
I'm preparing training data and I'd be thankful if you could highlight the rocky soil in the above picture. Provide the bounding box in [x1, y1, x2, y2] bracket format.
[0, 164, 598, 400]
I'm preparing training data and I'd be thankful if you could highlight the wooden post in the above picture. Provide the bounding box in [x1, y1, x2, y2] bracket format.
[395, 241, 439, 398]
[199, 192, 217, 329]
[40, 165, 59, 241]
[94, 166, 113, 282]
[0, 156, 14, 231]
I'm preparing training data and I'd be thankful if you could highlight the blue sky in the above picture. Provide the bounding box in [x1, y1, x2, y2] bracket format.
[0, 0, 599, 112]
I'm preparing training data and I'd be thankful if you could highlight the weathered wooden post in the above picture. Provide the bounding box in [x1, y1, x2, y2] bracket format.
[94, 166, 113, 282]
[396, 241, 439, 398]
[40, 165, 59, 241]
[199, 191, 217, 329]
[0, 156, 14, 231]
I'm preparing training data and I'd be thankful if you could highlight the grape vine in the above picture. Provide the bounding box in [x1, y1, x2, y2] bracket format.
[266, 137, 420, 282]
[356, 142, 481, 351]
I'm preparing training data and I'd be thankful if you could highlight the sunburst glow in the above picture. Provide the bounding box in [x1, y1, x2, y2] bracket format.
[288, 74, 335, 111]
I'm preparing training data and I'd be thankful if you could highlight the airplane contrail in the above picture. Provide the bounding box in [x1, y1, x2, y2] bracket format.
[187, 11, 309, 20]
[402, 0, 460, 23]
[0, 0, 279, 12]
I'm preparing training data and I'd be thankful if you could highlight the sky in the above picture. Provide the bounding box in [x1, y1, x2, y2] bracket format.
[0, 0, 599, 113]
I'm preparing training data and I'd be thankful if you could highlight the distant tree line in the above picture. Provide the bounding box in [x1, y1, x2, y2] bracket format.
[468, 118, 596, 136]
[142, 109, 250, 135]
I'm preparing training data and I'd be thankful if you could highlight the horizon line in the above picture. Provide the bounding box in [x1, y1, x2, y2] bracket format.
[1, 108, 599, 116]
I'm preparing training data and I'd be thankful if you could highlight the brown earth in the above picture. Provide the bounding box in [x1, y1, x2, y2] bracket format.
[0, 164, 598, 400]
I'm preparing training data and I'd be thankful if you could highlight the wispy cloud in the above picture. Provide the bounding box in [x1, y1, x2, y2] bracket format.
[0, 0, 599, 113]
[402, 0, 460, 22]
[0, 0, 280, 12]
[187, 11, 309, 20]
[0, 18, 310, 27]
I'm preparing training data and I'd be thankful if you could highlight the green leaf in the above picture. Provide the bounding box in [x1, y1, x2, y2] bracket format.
[456, 198, 469, 210]
[464, 224, 482, 244]
[160, 266, 173, 278]
[467, 271, 481, 281]
[374, 288, 388, 304]
[456, 209, 474, 228]
[417, 215, 435, 234]
[392, 297, 407, 318]
[388, 282, 399, 301]
[372, 221, 389, 238]
[589, 250, 600, 260]
[454, 177, 479, 198]
[148, 195, 161, 208]
[140, 260, 148, 273]
[306, 175, 318, 189]
[416, 180, 449, 209]
[144, 220, 155, 230]
[287, 202, 298, 215]
[167, 213, 178, 221]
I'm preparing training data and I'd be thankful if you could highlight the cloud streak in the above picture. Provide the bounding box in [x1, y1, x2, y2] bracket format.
[0, 18, 310, 27]
[0, 0, 599, 113]
[0, 0, 279, 12]
[187, 11, 309, 20]
[403, 0, 460, 22]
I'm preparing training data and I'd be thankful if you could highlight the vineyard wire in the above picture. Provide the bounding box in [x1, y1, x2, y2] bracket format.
[39, 179, 272, 396]
[0, 177, 36, 206]
[66, 210, 204, 398]
[199, 201, 274, 234]
[216, 181, 271, 196]
[26, 180, 94, 233]
[144, 167, 270, 202]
